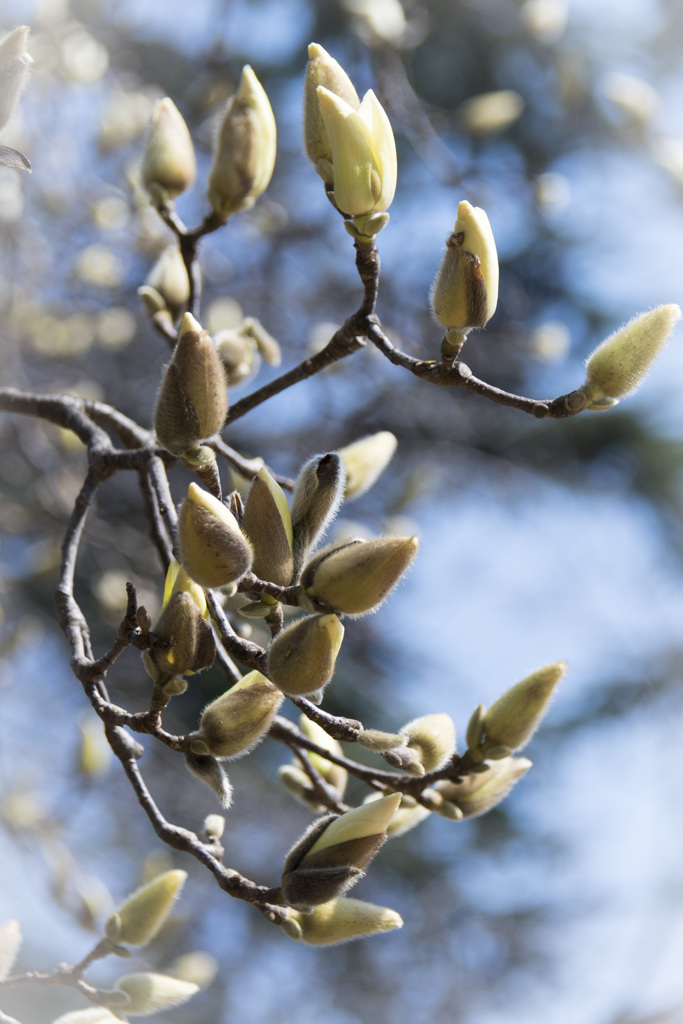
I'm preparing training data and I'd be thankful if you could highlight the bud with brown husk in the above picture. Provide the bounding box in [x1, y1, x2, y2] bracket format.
[281, 794, 400, 910]
[190, 670, 284, 759]
[278, 715, 348, 812]
[291, 453, 346, 576]
[300, 535, 418, 616]
[178, 483, 253, 589]
[287, 897, 403, 946]
[434, 757, 532, 819]
[184, 751, 233, 808]
[141, 98, 196, 207]
[154, 313, 228, 458]
[145, 244, 192, 321]
[207, 65, 276, 220]
[241, 467, 294, 586]
[143, 561, 215, 681]
[267, 613, 344, 697]
[104, 870, 187, 948]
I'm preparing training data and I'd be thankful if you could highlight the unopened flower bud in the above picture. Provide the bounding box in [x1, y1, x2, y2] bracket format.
[143, 592, 215, 681]
[141, 98, 196, 206]
[0, 28, 33, 172]
[104, 870, 187, 947]
[178, 482, 253, 589]
[304, 43, 360, 182]
[207, 65, 276, 220]
[435, 757, 532, 818]
[241, 467, 294, 586]
[301, 535, 418, 616]
[291, 453, 346, 575]
[400, 713, 456, 772]
[581, 304, 681, 409]
[184, 751, 233, 808]
[281, 794, 399, 909]
[278, 764, 319, 806]
[115, 972, 199, 1015]
[431, 200, 499, 331]
[137, 286, 176, 336]
[288, 897, 403, 946]
[267, 613, 344, 697]
[458, 90, 524, 135]
[154, 312, 228, 457]
[465, 703, 485, 751]
[193, 671, 284, 759]
[482, 661, 566, 752]
[203, 813, 226, 839]
[381, 745, 425, 774]
[317, 86, 397, 222]
[364, 792, 431, 838]
[146, 245, 192, 320]
[299, 716, 347, 796]
[338, 431, 398, 501]
[0, 920, 21, 982]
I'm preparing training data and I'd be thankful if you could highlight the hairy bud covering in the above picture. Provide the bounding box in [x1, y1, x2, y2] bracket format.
[178, 483, 253, 589]
[115, 972, 199, 1015]
[435, 757, 532, 818]
[431, 200, 499, 331]
[287, 897, 403, 946]
[154, 312, 228, 457]
[291, 453, 346, 575]
[267, 613, 344, 696]
[104, 870, 187, 948]
[241, 467, 294, 585]
[300, 535, 418, 616]
[193, 671, 284, 759]
[481, 662, 566, 752]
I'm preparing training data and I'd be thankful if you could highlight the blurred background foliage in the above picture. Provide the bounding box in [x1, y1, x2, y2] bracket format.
[2, 0, 683, 1022]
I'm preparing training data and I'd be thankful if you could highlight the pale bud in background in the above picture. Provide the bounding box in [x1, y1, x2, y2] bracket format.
[0, 919, 21, 982]
[104, 870, 187, 948]
[114, 972, 199, 1015]
[141, 98, 196, 205]
[435, 757, 532, 818]
[0, 26, 33, 171]
[458, 90, 524, 135]
[207, 65, 276, 220]
[338, 431, 398, 501]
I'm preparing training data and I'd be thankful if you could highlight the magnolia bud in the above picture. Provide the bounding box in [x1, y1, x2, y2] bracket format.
[338, 431, 398, 501]
[207, 65, 276, 220]
[115, 973, 199, 1015]
[145, 245, 192, 320]
[581, 304, 681, 409]
[482, 661, 566, 752]
[281, 794, 400, 909]
[431, 201, 499, 331]
[435, 757, 532, 818]
[400, 713, 457, 772]
[184, 751, 233, 808]
[303, 43, 360, 182]
[104, 870, 187, 947]
[0, 27, 33, 172]
[300, 535, 418, 616]
[278, 764, 319, 806]
[154, 312, 228, 457]
[192, 671, 284, 759]
[203, 813, 226, 839]
[465, 703, 485, 751]
[299, 715, 348, 796]
[141, 98, 196, 206]
[317, 86, 397, 222]
[0, 919, 21, 982]
[364, 792, 431, 838]
[291, 453, 346, 575]
[178, 483, 253, 589]
[143, 592, 215, 680]
[357, 728, 404, 752]
[288, 897, 403, 946]
[458, 90, 524, 135]
[241, 467, 294, 586]
[267, 613, 344, 697]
